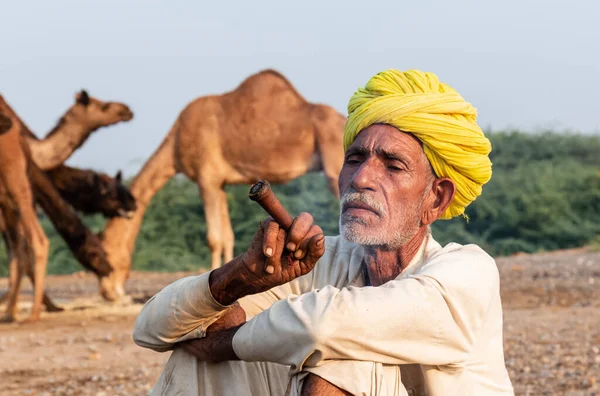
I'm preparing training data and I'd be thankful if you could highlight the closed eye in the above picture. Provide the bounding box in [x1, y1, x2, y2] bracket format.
[388, 165, 404, 171]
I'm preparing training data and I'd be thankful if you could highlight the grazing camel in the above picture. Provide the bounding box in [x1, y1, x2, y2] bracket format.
[0, 93, 134, 318]
[46, 166, 136, 218]
[0, 111, 49, 322]
[0, 94, 134, 271]
[99, 69, 346, 301]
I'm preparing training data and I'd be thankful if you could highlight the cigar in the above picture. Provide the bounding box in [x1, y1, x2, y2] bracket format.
[248, 180, 294, 230]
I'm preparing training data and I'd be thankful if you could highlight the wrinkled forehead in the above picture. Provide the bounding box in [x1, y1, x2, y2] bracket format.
[347, 124, 425, 156]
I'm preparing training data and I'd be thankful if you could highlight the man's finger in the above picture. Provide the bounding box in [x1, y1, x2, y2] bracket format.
[262, 219, 281, 258]
[302, 233, 326, 268]
[265, 228, 286, 274]
[286, 212, 313, 253]
[295, 225, 323, 260]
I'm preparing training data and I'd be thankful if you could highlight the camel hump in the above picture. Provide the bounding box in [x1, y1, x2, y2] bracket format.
[233, 69, 307, 102]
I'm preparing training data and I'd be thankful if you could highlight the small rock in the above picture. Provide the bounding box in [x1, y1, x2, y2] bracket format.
[580, 378, 593, 389]
[88, 352, 101, 360]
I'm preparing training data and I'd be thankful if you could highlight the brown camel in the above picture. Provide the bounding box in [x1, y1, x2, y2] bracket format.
[46, 166, 136, 218]
[23, 90, 133, 170]
[0, 95, 136, 219]
[0, 111, 49, 322]
[0, 97, 136, 316]
[0, 164, 136, 311]
[99, 69, 346, 301]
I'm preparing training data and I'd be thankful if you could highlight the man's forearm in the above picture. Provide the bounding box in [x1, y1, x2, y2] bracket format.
[133, 272, 237, 351]
[178, 324, 243, 362]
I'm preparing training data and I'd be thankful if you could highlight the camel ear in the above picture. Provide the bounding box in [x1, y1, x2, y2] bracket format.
[115, 170, 123, 183]
[76, 90, 90, 106]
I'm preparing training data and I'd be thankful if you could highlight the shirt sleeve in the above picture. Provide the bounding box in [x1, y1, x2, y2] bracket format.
[132, 236, 348, 352]
[132, 270, 314, 352]
[231, 245, 500, 372]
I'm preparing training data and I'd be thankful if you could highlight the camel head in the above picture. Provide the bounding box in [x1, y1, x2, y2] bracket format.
[89, 170, 137, 219]
[98, 257, 130, 302]
[67, 90, 134, 129]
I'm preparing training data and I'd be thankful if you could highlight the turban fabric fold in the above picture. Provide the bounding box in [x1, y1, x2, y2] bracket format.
[343, 69, 492, 220]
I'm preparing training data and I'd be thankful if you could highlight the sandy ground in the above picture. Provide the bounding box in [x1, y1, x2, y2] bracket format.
[1, 248, 599, 396]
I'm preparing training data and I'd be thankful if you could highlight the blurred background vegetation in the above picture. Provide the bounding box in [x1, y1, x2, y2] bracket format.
[1, 130, 599, 276]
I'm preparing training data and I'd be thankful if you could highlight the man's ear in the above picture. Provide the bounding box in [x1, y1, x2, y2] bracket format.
[422, 178, 456, 225]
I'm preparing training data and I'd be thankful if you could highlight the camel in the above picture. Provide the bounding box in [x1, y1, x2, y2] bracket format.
[0, 165, 136, 312]
[99, 69, 347, 301]
[0, 111, 49, 322]
[0, 93, 134, 319]
[0, 94, 134, 274]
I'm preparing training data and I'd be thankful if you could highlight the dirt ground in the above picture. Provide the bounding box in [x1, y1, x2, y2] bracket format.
[1, 248, 599, 396]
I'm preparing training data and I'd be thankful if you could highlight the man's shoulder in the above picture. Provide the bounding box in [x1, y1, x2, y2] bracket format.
[422, 239, 499, 286]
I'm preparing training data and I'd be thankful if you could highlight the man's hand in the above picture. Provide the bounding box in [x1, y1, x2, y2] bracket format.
[210, 213, 325, 305]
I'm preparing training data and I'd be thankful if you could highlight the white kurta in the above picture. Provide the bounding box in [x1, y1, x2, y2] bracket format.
[133, 234, 514, 395]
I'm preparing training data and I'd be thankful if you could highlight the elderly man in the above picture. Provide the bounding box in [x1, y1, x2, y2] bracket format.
[133, 69, 514, 395]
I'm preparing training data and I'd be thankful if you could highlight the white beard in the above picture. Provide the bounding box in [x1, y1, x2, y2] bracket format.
[339, 190, 425, 250]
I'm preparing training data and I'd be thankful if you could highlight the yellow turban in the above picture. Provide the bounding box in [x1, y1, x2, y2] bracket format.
[343, 69, 492, 220]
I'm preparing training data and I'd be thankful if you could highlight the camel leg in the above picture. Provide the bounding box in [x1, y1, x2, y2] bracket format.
[220, 190, 235, 265]
[0, 282, 63, 312]
[198, 181, 225, 271]
[319, 144, 342, 199]
[0, 255, 17, 305]
[314, 107, 345, 199]
[26, 224, 49, 322]
[1, 247, 24, 323]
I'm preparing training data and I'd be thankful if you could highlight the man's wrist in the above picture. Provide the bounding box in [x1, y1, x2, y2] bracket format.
[209, 254, 258, 306]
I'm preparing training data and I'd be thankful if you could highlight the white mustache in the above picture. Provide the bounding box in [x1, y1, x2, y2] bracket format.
[340, 192, 387, 217]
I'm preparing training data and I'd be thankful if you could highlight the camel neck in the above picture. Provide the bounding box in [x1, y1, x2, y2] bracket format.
[27, 121, 93, 170]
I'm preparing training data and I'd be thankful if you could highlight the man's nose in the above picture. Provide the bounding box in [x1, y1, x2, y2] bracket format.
[350, 161, 378, 192]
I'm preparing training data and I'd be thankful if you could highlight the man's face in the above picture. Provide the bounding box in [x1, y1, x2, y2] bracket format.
[338, 124, 434, 249]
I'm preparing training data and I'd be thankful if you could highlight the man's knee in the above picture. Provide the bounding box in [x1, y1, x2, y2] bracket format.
[301, 373, 352, 396]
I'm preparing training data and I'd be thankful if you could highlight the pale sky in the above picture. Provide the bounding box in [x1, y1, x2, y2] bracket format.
[2, 0, 599, 177]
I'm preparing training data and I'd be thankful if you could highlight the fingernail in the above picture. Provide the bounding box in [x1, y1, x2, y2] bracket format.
[316, 236, 324, 247]
[294, 249, 303, 259]
[265, 247, 273, 257]
[286, 242, 296, 251]
[265, 265, 274, 274]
